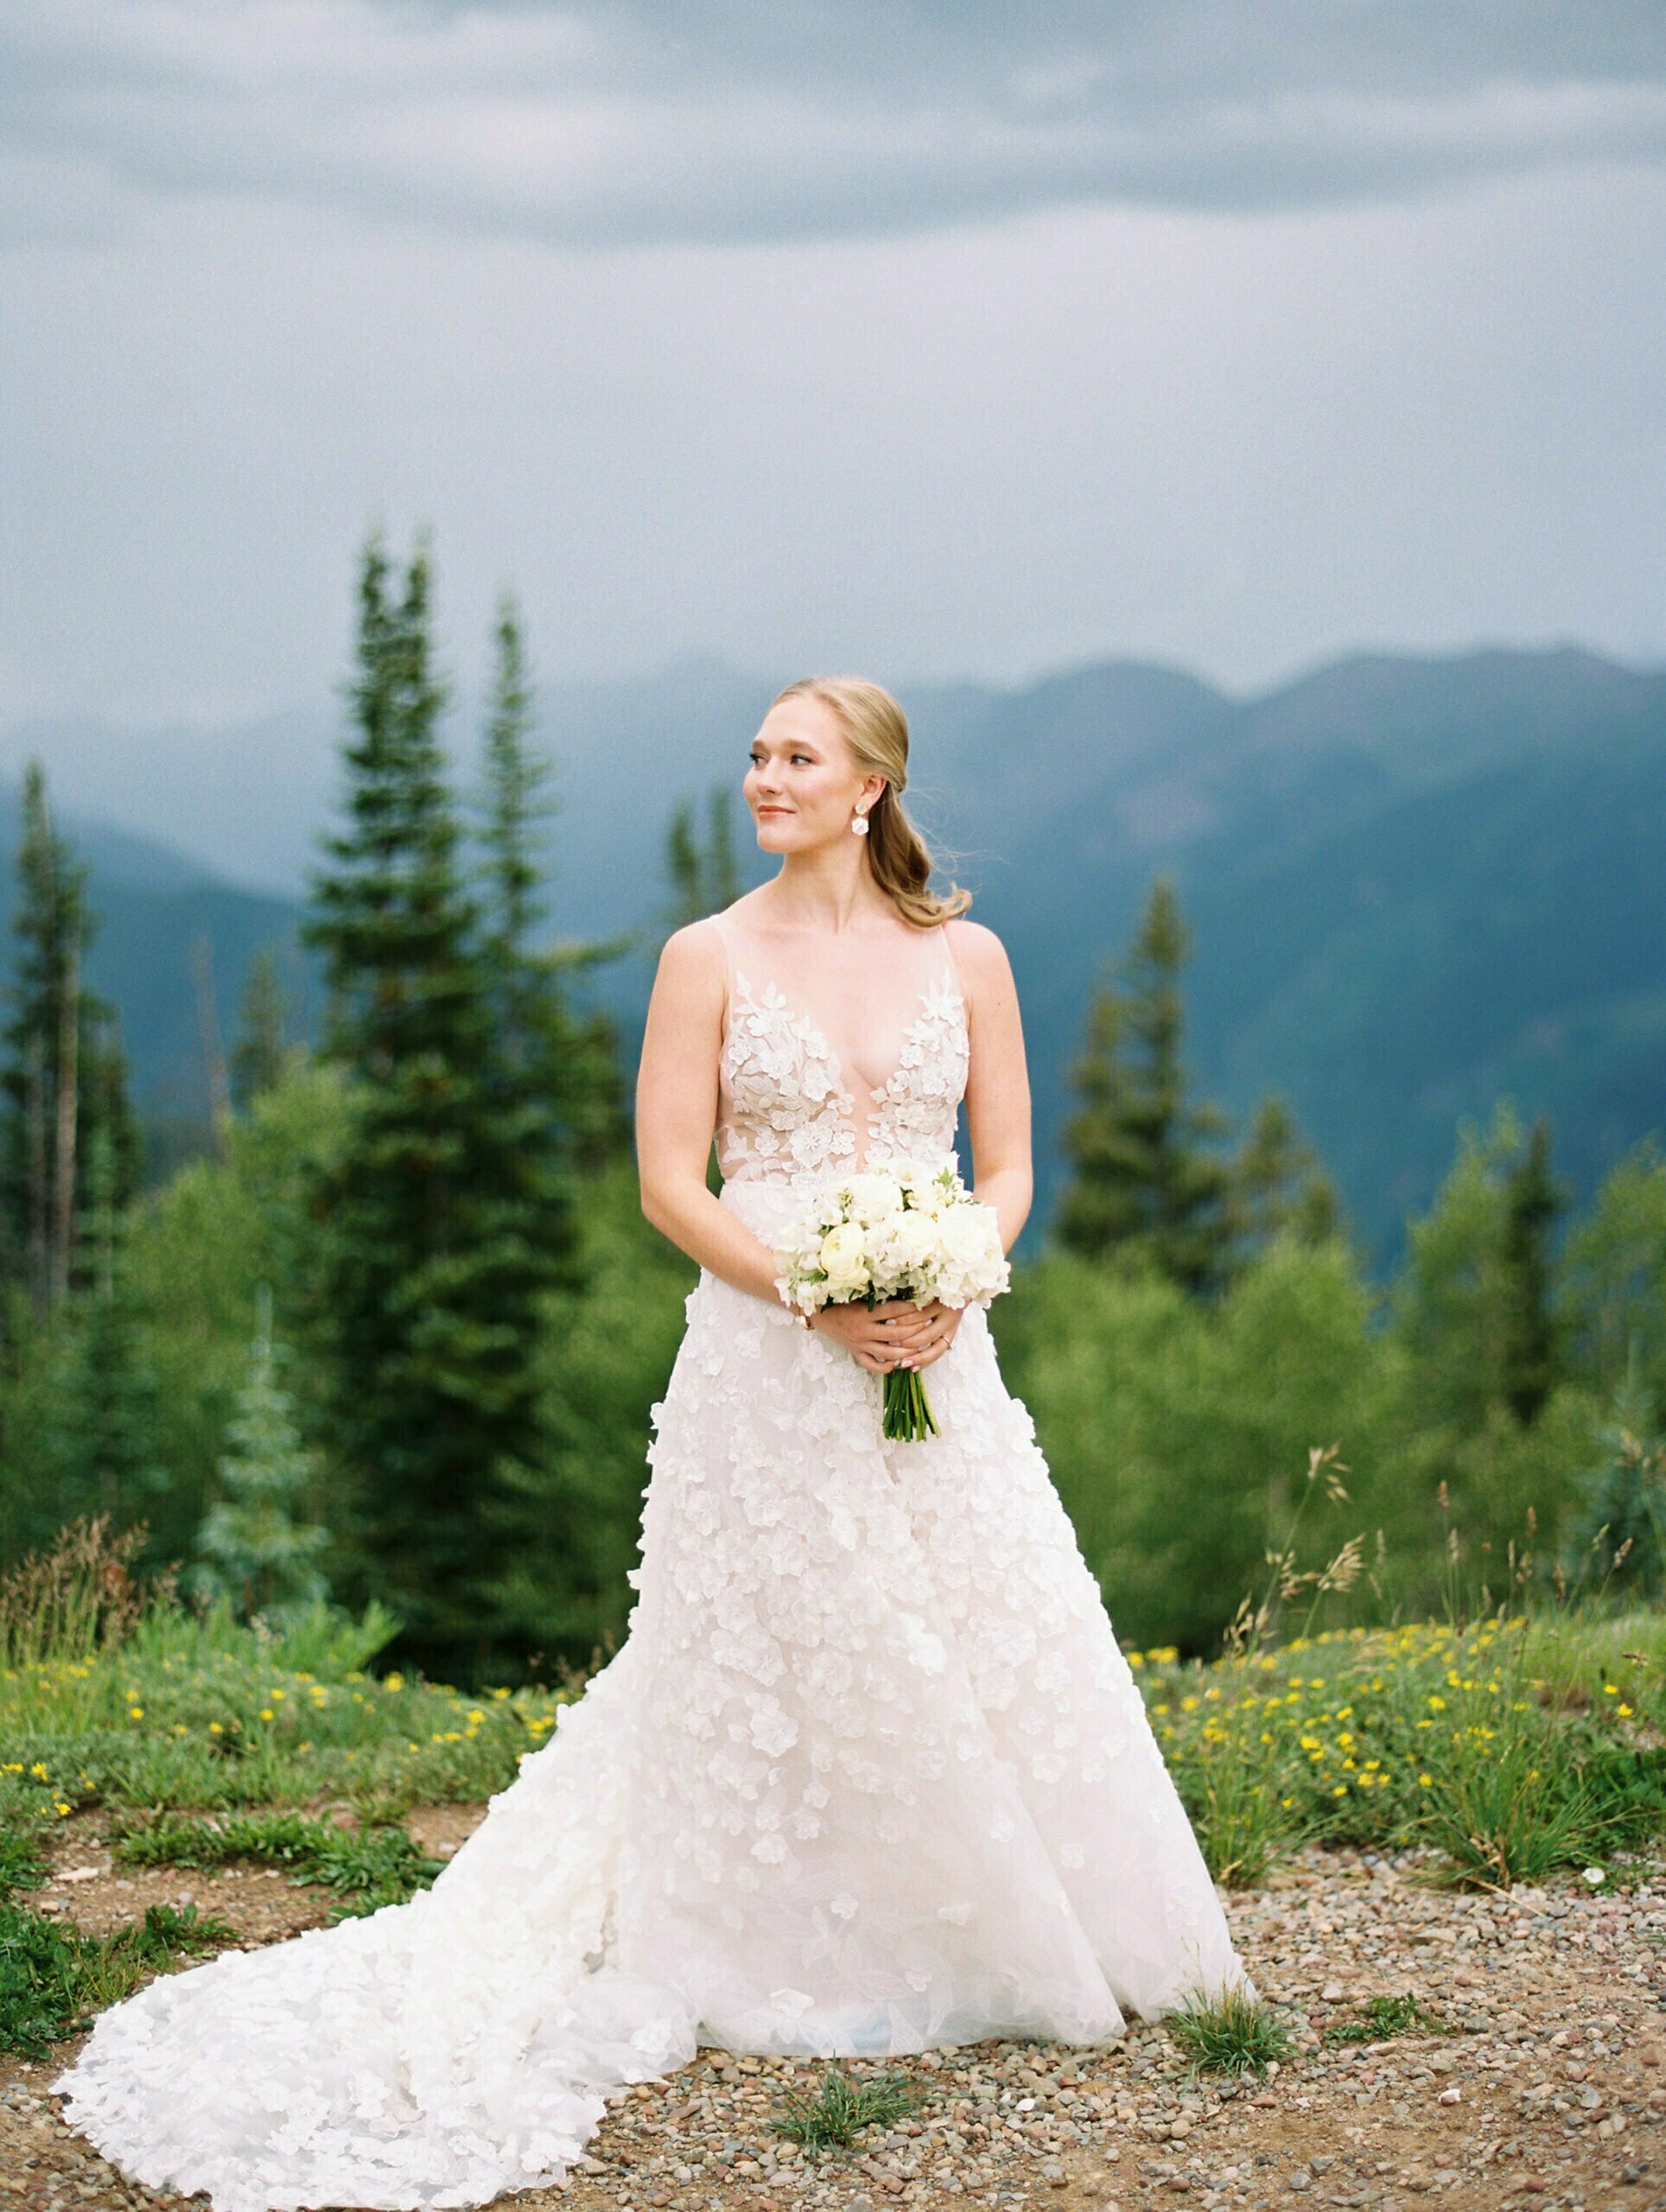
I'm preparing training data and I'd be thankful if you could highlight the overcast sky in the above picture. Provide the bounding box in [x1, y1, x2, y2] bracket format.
[3, 0, 1664, 735]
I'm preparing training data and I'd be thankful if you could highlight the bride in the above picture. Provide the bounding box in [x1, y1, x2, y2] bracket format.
[52, 675, 1250, 2212]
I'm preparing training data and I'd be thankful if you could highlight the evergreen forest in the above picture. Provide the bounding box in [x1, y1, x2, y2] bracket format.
[3, 533, 1663, 1692]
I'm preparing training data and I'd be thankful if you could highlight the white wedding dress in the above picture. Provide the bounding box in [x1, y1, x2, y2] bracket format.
[53, 910, 1250, 2212]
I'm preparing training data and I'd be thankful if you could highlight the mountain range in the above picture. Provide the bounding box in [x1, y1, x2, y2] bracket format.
[3, 640, 1662, 1270]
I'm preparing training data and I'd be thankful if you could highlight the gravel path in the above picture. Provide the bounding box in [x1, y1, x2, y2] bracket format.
[3, 1812, 1660, 2212]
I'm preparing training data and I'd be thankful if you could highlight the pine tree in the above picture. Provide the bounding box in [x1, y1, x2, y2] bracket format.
[302, 537, 600, 1686]
[1053, 982, 1141, 1255]
[1054, 877, 1236, 1294]
[477, 591, 623, 1173]
[43, 1126, 169, 1535]
[1389, 1100, 1570, 1437]
[662, 784, 741, 938]
[1499, 1114, 1567, 1426]
[465, 598, 657, 1668]
[0, 764, 137, 1319]
[81, 1002, 140, 1213]
[707, 785, 740, 914]
[302, 532, 487, 1676]
[1560, 1361, 1664, 1596]
[480, 594, 543, 976]
[228, 948, 293, 1112]
[1389, 1098, 1542, 1434]
[1561, 1133, 1666, 1412]
[187, 1284, 330, 1624]
[1228, 1093, 1344, 1261]
[466, 592, 604, 1643]
[484, 588, 628, 1176]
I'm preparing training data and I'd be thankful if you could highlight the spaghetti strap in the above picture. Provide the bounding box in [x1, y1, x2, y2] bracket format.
[938, 917, 966, 1005]
[704, 912, 735, 1040]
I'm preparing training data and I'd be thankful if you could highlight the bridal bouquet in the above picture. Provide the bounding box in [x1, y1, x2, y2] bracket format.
[773, 1155, 1011, 1441]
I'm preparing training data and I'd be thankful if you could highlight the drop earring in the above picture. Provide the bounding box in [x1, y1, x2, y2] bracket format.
[851, 808, 869, 836]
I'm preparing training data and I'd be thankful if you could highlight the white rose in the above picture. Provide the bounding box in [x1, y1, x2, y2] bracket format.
[819, 1220, 872, 1297]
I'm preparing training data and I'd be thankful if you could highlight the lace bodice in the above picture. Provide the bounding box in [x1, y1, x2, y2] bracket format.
[712, 914, 969, 1189]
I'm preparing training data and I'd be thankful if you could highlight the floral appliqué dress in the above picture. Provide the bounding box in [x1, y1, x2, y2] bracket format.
[52, 913, 1250, 2212]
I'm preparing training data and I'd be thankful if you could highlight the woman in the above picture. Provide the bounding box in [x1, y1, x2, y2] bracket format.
[52, 676, 1249, 2212]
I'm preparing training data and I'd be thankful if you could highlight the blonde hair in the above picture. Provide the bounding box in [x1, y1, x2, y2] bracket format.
[769, 675, 972, 929]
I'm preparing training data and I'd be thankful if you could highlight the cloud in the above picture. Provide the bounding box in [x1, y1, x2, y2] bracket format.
[3, 0, 1666, 251]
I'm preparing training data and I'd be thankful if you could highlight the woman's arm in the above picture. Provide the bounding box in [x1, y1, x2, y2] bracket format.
[634, 920, 787, 1303]
[948, 918, 1033, 1254]
[873, 918, 1032, 1377]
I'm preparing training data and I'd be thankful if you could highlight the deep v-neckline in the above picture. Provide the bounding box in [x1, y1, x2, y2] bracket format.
[724, 968, 964, 1104]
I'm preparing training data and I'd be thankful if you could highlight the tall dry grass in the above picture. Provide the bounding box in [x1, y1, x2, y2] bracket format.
[0, 1516, 160, 1672]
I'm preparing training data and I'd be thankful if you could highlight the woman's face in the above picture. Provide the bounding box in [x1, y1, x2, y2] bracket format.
[744, 696, 885, 854]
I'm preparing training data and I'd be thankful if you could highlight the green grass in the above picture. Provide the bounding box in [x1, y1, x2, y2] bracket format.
[0, 1828, 48, 1903]
[3, 1519, 1664, 1959]
[0, 1899, 240, 2059]
[769, 2064, 922, 2154]
[107, 1807, 446, 1918]
[1129, 1609, 1666, 1889]
[0, 1578, 576, 1835]
[1179, 1725, 1312, 1890]
[8, 1602, 1663, 1897]
[1165, 1985, 1294, 2079]
[1323, 1991, 1447, 2045]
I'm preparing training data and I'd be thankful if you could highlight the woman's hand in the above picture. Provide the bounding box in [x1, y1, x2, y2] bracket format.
[811, 1297, 964, 1375]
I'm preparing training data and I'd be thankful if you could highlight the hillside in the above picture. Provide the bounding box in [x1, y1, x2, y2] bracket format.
[0, 783, 302, 1154]
[3, 643, 1663, 1268]
[940, 646, 1666, 1265]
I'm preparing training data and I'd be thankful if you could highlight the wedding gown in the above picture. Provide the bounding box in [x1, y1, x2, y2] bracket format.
[52, 909, 1250, 2212]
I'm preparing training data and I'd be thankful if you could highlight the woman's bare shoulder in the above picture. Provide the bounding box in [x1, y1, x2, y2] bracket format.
[944, 916, 1014, 982]
[652, 916, 728, 1000]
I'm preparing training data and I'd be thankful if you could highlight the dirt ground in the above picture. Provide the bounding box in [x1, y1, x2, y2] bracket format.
[2, 1807, 1660, 2212]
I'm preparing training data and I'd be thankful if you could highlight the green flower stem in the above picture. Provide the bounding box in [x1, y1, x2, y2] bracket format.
[881, 1365, 939, 1442]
